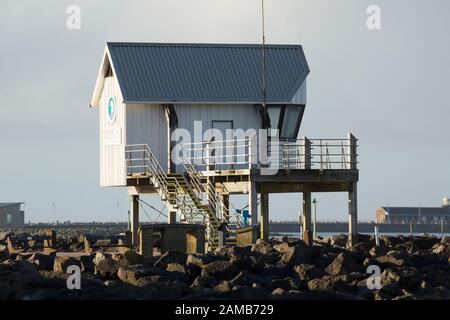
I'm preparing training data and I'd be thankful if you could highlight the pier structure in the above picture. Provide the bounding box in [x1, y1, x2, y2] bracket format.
[89, 42, 359, 251]
[126, 133, 359, 248]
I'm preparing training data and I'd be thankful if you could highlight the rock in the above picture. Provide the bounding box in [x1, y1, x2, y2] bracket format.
[410, 237, 440, 252]
[154, 250, 187, 269]
[279, 244, 312, 265]
[93, 252, 111, 265]
[80, 255, 95, 273]
[294, 264, 325, 281]
[186, 253, 218, 268]
[186, 263, 202, 284]
[432, 243, 450, 255]
[231, 255, 264, 273]
[381, 236, 404, 249]
[327, 234, 348, 247]
[0, 251, 10, 263]
[28, 253, 55, 271]
[53, 256, 80, 273]
[229, 269, 264, 287]
[214, 281, 232, 293]
[265, 277, 300, 292]
[325, 253, 362, 275]
[117, 264, 170, 286]
[166, 263, 186, 274]
[94, 257, 121, 277]
[369, 246, 385, 257]
[307, 274, 355, 293]
[201, 261, 240, 281]
[271, 288, 287, 296]
[262, 263, 293, 279]
[419, 264, 450, 288]
[392, 290, 417, 300]
[0, 260, 42, 299]
[376, 250, 410, 267]
[122, 250, 145, 265]
[0, 231, 13, 242]
[251, 239, 275, 255]
[190, 276, 219, 289]
[380, 267, 421, 293]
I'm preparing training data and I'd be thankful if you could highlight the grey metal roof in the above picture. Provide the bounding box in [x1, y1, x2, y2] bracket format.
[0, 203, 23, 208]
[382, 207, 450, 216]
[107, 42, 309, 104]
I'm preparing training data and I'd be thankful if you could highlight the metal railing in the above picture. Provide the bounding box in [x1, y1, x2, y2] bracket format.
[125, 144, 241, 248]
[126, 144, 200, 223]
[180, 133, 358, 171]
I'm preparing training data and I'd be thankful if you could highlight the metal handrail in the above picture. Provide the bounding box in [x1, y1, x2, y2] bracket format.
[181, 136, 358, 171]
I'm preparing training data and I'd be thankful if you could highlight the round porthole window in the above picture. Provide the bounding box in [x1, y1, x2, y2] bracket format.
[107, 95, 116, 124]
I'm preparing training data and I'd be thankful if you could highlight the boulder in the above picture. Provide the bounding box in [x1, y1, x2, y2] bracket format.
[94, 257, 121, 277]
[231, 255, 264, 273]
[213, 281, 232, 293]
[432, 242, 450, 256]
[229, 269, 264, 287]
[121, 250, 145, 265]
[154, 250, 187, 269]
[166, 263, 186, 274]
[0, 260, 42, 299]
[265, 277, 300, 292]
[376, 250, 409, 267]
[325, 253, 363, 275]
[327, 234, 348, 247]
[0, 231, 13, 243]
[53, 256, 80, 273]
[190, 275, 219, 289]
[279, 244, 313, 265]
[251, 239, 275, 255]
[80, 255, 95, 273]
[186, 253, 215, 268]
[419, 264, 450, 288]
[380, 267, 421, 293]
[201, 261, 240, 281]
[410, 237, 440, 252]
[28, 253, 55, 271]
[294, 264, 325, 281]
[117, 264, 170, 286]
[307, 274, 355, 294]
[0, 251, 10, 263]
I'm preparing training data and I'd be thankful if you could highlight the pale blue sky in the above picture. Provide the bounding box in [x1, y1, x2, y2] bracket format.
[0, 0, 449, 223]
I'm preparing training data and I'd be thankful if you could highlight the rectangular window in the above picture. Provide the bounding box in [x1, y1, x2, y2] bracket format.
[267, 105, 282, 129]
[281, 106, 303, 139]
[6, 214, 13, 224]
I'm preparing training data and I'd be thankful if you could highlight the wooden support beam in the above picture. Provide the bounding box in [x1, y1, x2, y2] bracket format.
[260, 192, 269, 240]
[302, 192, 312, 245]
[131, 195, 139, 246]
[168, 211, 177, 224]
[248, 181, 258, 225]
[348, 182, 358, 247]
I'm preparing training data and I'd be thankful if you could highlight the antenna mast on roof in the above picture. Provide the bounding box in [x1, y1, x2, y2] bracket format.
[261, 0, 268, 127]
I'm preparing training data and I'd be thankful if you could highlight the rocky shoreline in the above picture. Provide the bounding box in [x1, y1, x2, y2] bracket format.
[1, 232, 449, 300]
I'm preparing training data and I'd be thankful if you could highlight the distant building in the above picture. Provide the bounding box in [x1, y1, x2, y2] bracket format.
[0, 203, 25, 228]
[376, 197, 450, 224]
